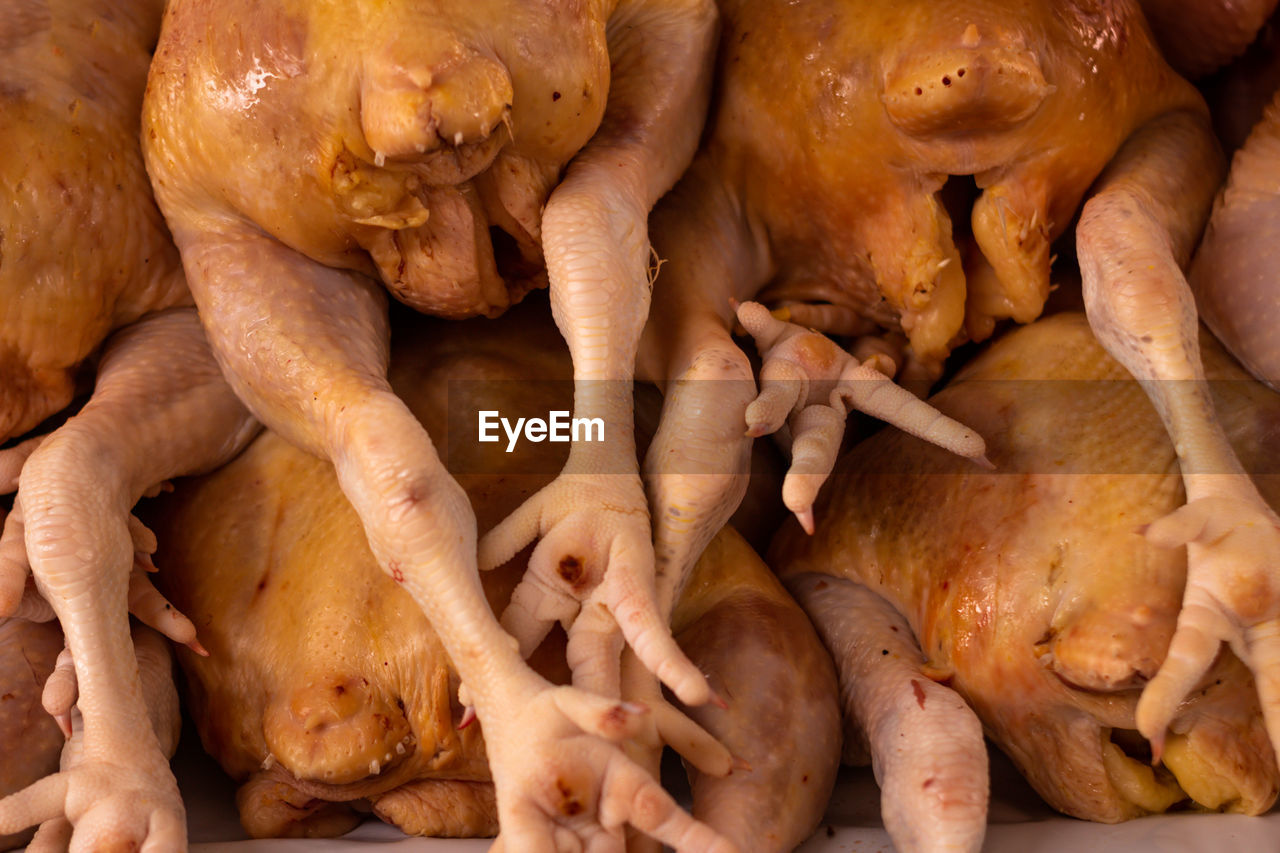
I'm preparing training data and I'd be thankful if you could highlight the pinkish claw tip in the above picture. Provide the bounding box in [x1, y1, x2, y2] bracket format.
[710, 689, 728, 711]
[458, 706, 477, 730]
[797, 508, 815, 536]
[731, 755, 753, 774]
[188, 638, 210, 657]
[56, 713, 72, 740]
[973, 454, 996, 471]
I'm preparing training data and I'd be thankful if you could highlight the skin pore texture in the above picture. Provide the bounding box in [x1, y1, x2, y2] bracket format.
[635, 0, 1280, 780]
[772, 312, 1280, 851]
[144, 302, 840, 852]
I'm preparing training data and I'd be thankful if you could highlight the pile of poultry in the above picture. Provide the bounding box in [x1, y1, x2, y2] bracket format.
[1, 0, 1278, 850]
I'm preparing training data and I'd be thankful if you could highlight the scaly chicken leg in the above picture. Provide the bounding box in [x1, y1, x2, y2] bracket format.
[1074, 109, 1280, 763]
[476, 0, 721, 706]
[0, 308, 258, 850]
[16, 624, 184, 853]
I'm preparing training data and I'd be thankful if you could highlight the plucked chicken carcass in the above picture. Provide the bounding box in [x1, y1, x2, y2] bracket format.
[0, 2, 258, 849]
[773, 312, 1280, 852]
[637, 0, 1280, 769]
[145, 300, 841, 852]
[142, 3, 734, 845]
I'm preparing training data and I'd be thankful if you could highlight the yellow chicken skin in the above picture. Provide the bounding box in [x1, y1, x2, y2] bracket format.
[637, 0, 1280, 774]
[146, 301, 840, 852]
[0, 3, 261, 849]
[773, 313, 1280, 850]
[142, 3, 733, 845]
[0, 0, 189, 443]
[638, 0, 1217, 620]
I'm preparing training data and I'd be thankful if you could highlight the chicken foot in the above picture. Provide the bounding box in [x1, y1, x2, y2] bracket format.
[637, 160, 764, 619]
[0, 497, 204, 661]
[735, 301, 988, 533]
[171, 227, 735, 852]
[0, 307, 257, 851]
[477, 0, 721, 707]
[1075, 109, 1280, 761]
[20, 624, 182, 853]
[787, 573, 988, 853]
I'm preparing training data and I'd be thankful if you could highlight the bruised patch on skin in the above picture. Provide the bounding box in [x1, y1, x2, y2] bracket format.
[555, 777, 584, 816]
[912, 678, 927, 709]
[557, 555, 586, 588]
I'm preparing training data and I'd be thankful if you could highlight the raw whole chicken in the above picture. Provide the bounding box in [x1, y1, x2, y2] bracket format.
[637, 0, 1280, 772]
[773, 312, 1280, 852]
[142, 2, 733, 845]
[146, 300, 841, 852]
[0, 2, 259, 849]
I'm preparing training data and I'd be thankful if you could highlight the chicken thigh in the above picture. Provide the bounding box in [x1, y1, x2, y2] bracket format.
[145, 300, 840, 851]
[1136, 0, 1277, 79]
[772, 312, 1280, 850]
[1191, 87, 1280, 391]
[143, 3, 729, 845]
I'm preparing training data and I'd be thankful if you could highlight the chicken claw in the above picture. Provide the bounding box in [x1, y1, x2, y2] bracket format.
[0, 499, 203, 652]
[1137, 493, 1280, 760]
[483, 679, 737, 853]
[0, 624, 183, 853]
[736, 301, 987, 531]
[480, 466, 710, 705]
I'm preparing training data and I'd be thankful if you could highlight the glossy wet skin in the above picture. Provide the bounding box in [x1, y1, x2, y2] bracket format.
[706, 0, 1200, 366]
[773, 313, 1280, 823]
[145, 0, 609, 317]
